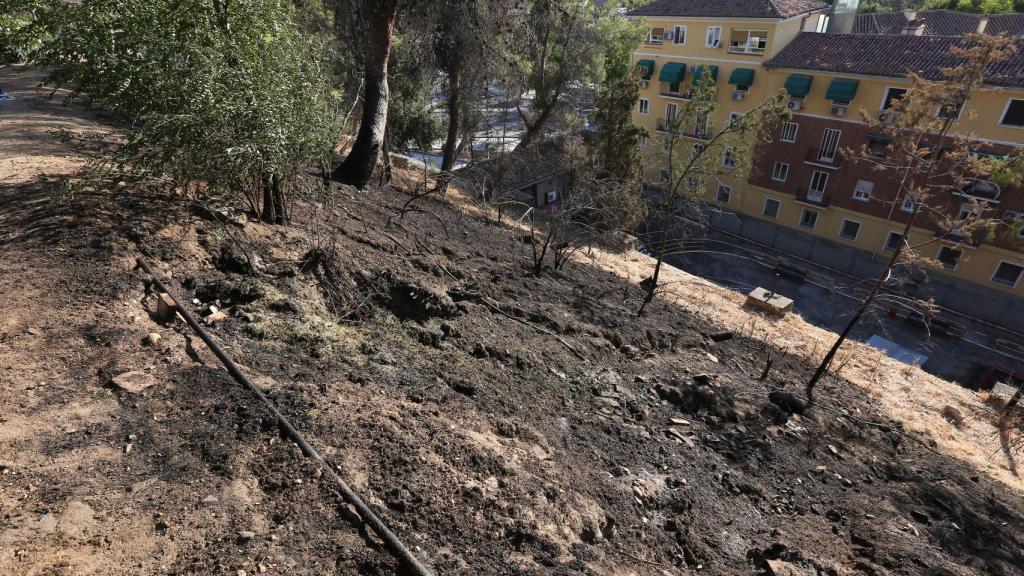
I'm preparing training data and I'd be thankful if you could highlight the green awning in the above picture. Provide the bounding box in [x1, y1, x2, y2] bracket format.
[784, 74, 813, 98]
[691, 65, 719, 86]
[636, 59, 655, 80]
[658, 62, 686, 83]
[826, 78, 859, 103]
[728, 68, 755, 89]
[868, 133, 892, 144]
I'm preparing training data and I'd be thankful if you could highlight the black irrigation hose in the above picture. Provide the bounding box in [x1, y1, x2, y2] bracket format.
[136, 256, 435, 576]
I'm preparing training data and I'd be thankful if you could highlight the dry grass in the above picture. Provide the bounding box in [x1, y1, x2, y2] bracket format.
[444, 180, 1023, 492]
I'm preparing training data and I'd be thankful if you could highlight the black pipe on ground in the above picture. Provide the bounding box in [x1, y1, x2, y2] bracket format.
[136, 256, 434, 576]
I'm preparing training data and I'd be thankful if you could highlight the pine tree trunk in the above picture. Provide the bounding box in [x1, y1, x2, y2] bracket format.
[440, 64, 461, 172]
[333, 0, 398, 188]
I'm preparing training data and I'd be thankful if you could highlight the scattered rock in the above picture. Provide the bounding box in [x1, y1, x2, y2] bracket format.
[144, 332, 162, 346]
[202, 495, 219, 505]
[768, 390, 806, 415]
[450, 380, 477, 397]
[203, 310, 227, 325]
[940, 405, 965, 428]
[766, 559, 813, 576]
[57, 501, 96, 536]
[709, 331, 733, 342]
[338, 504, 362, 526]
[111, 371, 158, 393]
[237, 530, 256, 542]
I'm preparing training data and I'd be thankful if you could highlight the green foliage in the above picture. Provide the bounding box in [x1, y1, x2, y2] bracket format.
[598, 8, 646, 85]
[920, 0, 1024, 12]
[387, 35, 443, 152]
[20, 0, 336, 216]
[0, 8, 36, 63]
[589, 67, 644, 183]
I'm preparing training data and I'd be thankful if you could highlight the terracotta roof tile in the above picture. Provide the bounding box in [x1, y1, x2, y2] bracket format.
[852, 10, 1024, 37]
[627, 0, 827, 19]
[763, 32, 1024, 88]
[986, 13, 1024, 36]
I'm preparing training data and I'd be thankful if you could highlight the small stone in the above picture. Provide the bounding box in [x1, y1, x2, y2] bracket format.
[706, 353, 719, 363]
[670, 417, 690, 425]
[144, 332, 162, 346]
[202, 495, 219, 505]
[111, 371, 158, 393]
[709, 331, 733, 342]
[238, 530, 256, 542]
[338, 504, 362, 526]
[124, 443, 133, 455]
[813, 465, 827, 473]
[237, 570, 247, 576]
[203, 310, 227, 325]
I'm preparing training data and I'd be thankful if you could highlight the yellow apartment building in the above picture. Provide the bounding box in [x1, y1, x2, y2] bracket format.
[627, 0, 1024, 330]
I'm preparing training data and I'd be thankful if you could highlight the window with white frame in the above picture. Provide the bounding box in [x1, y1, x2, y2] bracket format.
[763, 197, 780, 218]
[660, 169, 671, 182]
[780, 122, 798, 143]
[728, 112, 744, 127]
[545, 190, 558, 205]
[672, 25, 686, 45]
[639, 135, 648, 149]
[839, 219, 861, 241]
[936, 246, 962, 270]
[723, 148, 735, 168]
[690, 142, 705, 160]
[1000, 99, 1024, 128]
[638, 98, 650, 115]
[900, 195, 917, 213]
[853, 180, 873, 202]
[884, 231, 904, 251]
[728, 29, 768, 55]
[957, 201, 980, 220]
[716, 184, 731, 203]
[705, 26, 722, 48]
[808, 170, 828, 201]
[646, 27, 665, 45]
[880, 87, 907, 112]
[799, 209, 818, 228]
[1004, 210, 1024, 239]
[772, 162, 789, 182]
[992, 261, 1024, 287]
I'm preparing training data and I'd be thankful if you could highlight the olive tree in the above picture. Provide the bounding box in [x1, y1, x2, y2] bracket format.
[20, 0, 336, 223]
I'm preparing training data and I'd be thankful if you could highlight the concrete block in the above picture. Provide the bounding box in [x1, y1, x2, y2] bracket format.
[157, 293, 177, 322]
[745, 287, 794, 316]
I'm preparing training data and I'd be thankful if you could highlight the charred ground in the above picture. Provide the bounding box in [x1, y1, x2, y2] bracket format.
[1, 70, 1023, 576]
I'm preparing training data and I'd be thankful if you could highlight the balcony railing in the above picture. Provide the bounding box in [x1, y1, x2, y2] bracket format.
[804, 147, 841, 168]
[794, 186, 830, 207]
[659, 89, 692, 99]
[727, 42, 766, 55]
[656, 117, 673, 132]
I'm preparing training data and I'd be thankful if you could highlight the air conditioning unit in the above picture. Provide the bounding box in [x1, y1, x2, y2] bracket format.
[639, 79, 649, 88]
[830, 104, 847, 117]
[732, 90, 746, 101]
[787, 99, 802, 111]
[664, 31, 673, 41]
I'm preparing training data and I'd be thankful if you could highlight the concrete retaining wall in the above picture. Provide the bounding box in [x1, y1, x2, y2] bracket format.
[716, 212, 1024, 332]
